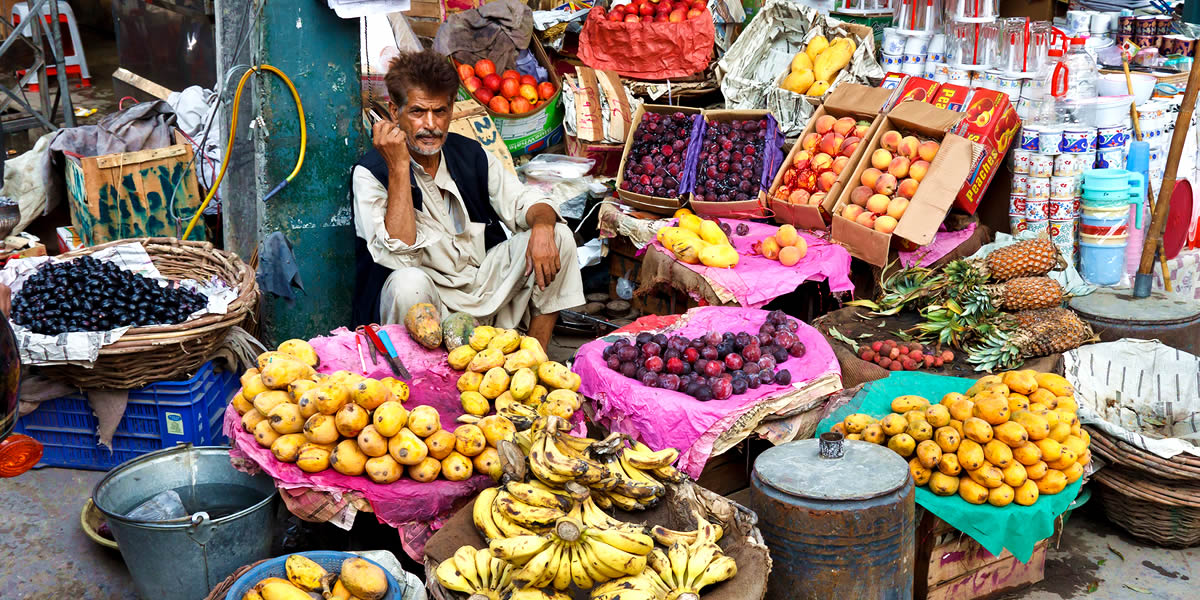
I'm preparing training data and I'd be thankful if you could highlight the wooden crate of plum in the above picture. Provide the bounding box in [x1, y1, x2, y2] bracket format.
[688, 110, 784, 220]
[616, 104, 703, 215]
[768, 83, 893, 231]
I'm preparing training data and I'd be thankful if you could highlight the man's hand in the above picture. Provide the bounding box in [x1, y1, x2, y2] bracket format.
[525, 223, 561, 290]
[373, 119, 411, 170]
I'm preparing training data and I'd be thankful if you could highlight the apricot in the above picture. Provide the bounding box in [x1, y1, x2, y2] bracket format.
[815, 114, 837, 135]
[875, 173, 898, 196]
[918, 140, 941, 162]
[842, 204, 864, 221]
[787, 189, 810, 204]
[855, 210, 877, 228]
[880, 130, 903, 152]
[898, 135, 920, 160]
[860, 168, 883, 189]
[801, 133, 821, 153]
[779, 244, 803, 266]
[866, 194, 891, 215]
[871, 149, 893, 170]
[888, 156, 911, 178]
[886, 197, 909, 219]
[850, 185, 874, 206]
[897, 178, 920, 199]
[874, 215, 898, 234]
[832, 156, 849, 175]
[909, 160, 930, 182]
[761, 236, 781, 259]
[776, 224, 799, 246]
[817, 171, 837, 192]
[832, 116, 856, 136]
[820, 132, 845, 155]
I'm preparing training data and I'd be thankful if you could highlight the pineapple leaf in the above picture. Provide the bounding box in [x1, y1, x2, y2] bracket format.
[827, 327, 860, 353]
[846, 299, 880, 310]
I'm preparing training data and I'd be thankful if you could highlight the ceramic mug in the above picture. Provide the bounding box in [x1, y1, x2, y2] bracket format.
[1060, 127, 1095, 153]
[1012, 174, 1029, 194]
[1050, 219, 1078, 245]
[1054, 153, 1085, 176]
[882, 53, 903, 68]
[883, 28, 907, 54]
[1051, 175, 1078, 199]
[1027, 178, 1051, 200]
[1012, 149, 1032, 173]
[1097, 126, 1128, 149]
[1019, 127, 1041, 152]
[1010, 214, 1028, 233]
[1029, 154, 1055, 178]
[1010, 193, 1028, 213]
[1050, 197, 1080, 219]
[1026, 219, 1050, 238]
[1038, 128, 1064, 154]
[1026, 198, 1049, 220]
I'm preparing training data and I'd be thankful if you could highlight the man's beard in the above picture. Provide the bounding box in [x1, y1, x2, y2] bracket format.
[408, 128, 446, 156]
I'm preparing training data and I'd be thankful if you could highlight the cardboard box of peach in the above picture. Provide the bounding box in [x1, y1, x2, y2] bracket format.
[830, 101, 980, 267]
[768, 83, 893, 230]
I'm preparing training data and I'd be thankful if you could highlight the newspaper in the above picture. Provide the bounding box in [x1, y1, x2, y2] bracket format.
[0, 241, 237, 367]
[1064, 339, 1200, 459]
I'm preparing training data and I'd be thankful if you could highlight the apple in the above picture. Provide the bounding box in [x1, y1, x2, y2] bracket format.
[464, 76, 482, 93]
[483, 73, 503, 93]
[457, 63, 475, 81]
[537, 81, 556, 100]
[639, 3, 655, 16]
[488, 95, 510, 114]
[654, 13, 669, 21]
[474, 59, 496, 77]
[669, 9, 685, 21]
[687, 7, 703, 18]
[518, 83, 539, 103]
[510, 97, 533, 114]
[501, 77, 521, 99]
[501, 69, 521, 81]
[519, 74, 538, 87]
[608, 9, 625, 21]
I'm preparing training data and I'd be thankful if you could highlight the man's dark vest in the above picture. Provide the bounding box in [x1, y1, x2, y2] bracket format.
[352, 132, 506, 327]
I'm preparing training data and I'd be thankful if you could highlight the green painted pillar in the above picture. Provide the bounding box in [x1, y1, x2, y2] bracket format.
[256, 1, 366, 343]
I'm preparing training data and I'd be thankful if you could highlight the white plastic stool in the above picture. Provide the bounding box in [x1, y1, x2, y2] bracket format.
[11, 1, 91, 89]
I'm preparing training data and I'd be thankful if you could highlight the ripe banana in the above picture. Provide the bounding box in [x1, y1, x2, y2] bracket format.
[648, 548, 676, 588]
[649, 524, 724, 547]
[435, 557, 476, 594]
[512, 541, 558, 589]
[668, 542, 689, 588]
[693, 555, 738, 590]
[617, 451, 668, 497]
[568, 543, 595, 590]
[497, 494, 567, 529]
[454, 545, 482, 589]
[434, 545, 514, 600]
[584, 527, 655, 555]
[489, 534, 553, 565]
[585, 535, 648, 577]
[578, 535, 626, 581]
[529, 433, 575, 485]
[507, 481, 574, 512]
[684, 542, 720, 589]
[552, 542, 574, 591]
[473, 487, 504, 542]
[623, 443, 679, 470]
[652, 463, 688, 483]
[492, 505, 538, 538]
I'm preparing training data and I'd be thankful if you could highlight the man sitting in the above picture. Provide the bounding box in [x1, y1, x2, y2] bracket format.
[351, 50, 584, 349]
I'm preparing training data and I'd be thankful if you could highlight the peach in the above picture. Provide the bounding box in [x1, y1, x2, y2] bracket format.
[896, 178, 920, 200]
[839, 135, 859, 153]
[850, 185, 874, 207]
[815, 115, 838, 135]
[788, 189, 810, 205]
[820, 132, 845, 156]
[801, 133, 821, 153]
[832, 156, 849, 175]
[874, 173, 898, 196]
[811, 153, 833, 172]
[855, 210, 877, 228]
[841, 204, 864, 221]
[898, 135, 920, 160]
[887, 197, 910, 219]
[853, 122, 871, 139]
[809, 192, 826, 206]
[779, 244, 803, 266]
[833, 117, 856, 136]
[871, 148, 893, 170]
[909, 160, 930, 182]
[874, 215, 898, 234]
[880, 130, 903, 152]
[888, 156, 911, 179]
[776, 224, 799, 246]
[817, 171, 837, 192]
[866, 194, 891, 215]
[918, 140, 940, 162]
[841, 140, 859, 158]
[761, 236, 781, 260]
[792, 151, 811, 172]
[860, 168, 883, 189]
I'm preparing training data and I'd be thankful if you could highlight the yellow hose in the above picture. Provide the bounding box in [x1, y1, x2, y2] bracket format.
[181, 64, 307, 241]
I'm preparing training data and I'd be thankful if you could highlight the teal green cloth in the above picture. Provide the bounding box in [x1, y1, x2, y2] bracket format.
[816, 372, 1082, 563]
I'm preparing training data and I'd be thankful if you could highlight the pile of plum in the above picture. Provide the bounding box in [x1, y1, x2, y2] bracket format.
[602, 310, 803, 401]
[692, 118, 768, 204]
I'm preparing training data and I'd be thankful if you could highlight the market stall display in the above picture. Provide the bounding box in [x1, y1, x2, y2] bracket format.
[778, 35, 858, 97]
[577, 2, 715, 80]
[575, 306, 841, 476]
[616, 105, 702, 214]
[819, 371, 1085, 562]
[655, 212, 739, 269]
[688, 111, 785, 219]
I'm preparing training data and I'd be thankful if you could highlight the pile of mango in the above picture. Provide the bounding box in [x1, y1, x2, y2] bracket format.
[247, 554, 387, 600]
[780, 35, 857, 97]
[448, 326, 583, 427]
[834, 371, 1090, 507]
[656, 209, 740, 269]
[233, 339, 514, 484]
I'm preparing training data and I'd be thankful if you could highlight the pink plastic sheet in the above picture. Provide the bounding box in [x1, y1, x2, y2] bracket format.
[573, 307, 840, 477]
[651, 219, 854, 307]
[223, 325, 491, 557]
[897, 223, 978, 267]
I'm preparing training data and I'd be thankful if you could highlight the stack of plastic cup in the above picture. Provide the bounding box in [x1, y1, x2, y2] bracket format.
[1078, 169, 1145, 285]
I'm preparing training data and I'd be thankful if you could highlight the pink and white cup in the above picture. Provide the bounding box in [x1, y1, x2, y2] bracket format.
[1012, 149, 1032, 173]
[1029, 154, 1055, 177]
[1054, 153, 1085, 176]
[1010, 194, 1027, 214]
[1049, 197, 1080, 219]
[1012, 173, 1029, 194]
[1026, 198, 1049, 220]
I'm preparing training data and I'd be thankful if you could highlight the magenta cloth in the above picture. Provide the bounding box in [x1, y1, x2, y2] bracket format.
[574, 306, 840, 477]
[897, 223, 978, 267]
[652, 220, 854, 307]
[223, 325, 492, 554]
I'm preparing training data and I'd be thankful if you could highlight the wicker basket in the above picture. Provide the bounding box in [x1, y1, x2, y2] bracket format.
[1086, 425, 1200, 481]
[46, 237, 258, 390]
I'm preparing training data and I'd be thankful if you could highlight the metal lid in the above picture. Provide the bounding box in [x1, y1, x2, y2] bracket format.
[1070, 289, 1200, 325]
[754, 438, 910, 501]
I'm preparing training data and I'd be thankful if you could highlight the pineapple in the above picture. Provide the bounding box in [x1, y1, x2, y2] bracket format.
[982, 277, 1064, 311]
[970, 239, 1063, 281]
[967, 309, 1095, 371]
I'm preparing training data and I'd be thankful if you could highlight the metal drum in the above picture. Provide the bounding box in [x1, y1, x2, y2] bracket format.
[1070, 290, 1200, 355]
[751, 433, 915, 600]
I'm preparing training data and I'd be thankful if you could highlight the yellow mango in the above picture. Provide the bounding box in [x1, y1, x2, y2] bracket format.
[1035, 373, 1073, 396]
[1012, 410, 1050, 441]
[1015, 479, 1040, 506]
[948, 399, 975, 421]
[937, 452, 961, 476]
[457, 371, 483, 393]
[886, 433, 916, 457]
[1013, 441, 1043, 466]
[934, 426, 961, 453]
[916, 440, 942, 468]
[1063, 461, 1084, 484]
[1007, 393, 1031, 414]
[1002, 461, 1027, 488]
[468, 348, 505, 373]
[454, 424, 487, 457]
[1035, 438, 1062, 463]
[460, 391, 490, 417]
[844, 413, 873, 433]
[331, 439, 368, 476]
[906, 419, 934, 442]
[372, 401, 409, 437]
[699, 244, 739, 268]
[503, 349, 539, 373]
[973, 394, 1011, 425]
[699, 219, 730, 246]
[407, 405, 441, 438]
[993, 421, 1030, 448]
[958, 479, 990, 504]
[277, 338, 320, 368]
[537, 361, 574, 390]
[478, 415, 516, 447]
[365, 454, 403, 484]
[957, 439, 985, 471]
[425, 429, 457, 461]
[353, 379, 393, 411]
[880, 413, 908, 436]
[487, 329, 521, 354]
[241, 408, 266, 434]
[984, 439, 1014, 468]
[442, 451, 474, 481]
[408, 456, 442, 482]
[519, 336, 549, 364]
[296, 446, 331, 473]
[447, 345, 477, 371]
[479, 367, 511, 400]
[1029, 387, 1058, 409]
[891, 395, 931, 413]
[270, 433, 306, 463]
[925, 404, 951, 427]
[334, 403, 369, 438]
[966, 375, 1003, 397]
[260, 358, 315, 390]
[468, 326, 497, 351]
[389, 428, 428, 465]
[356, 424, 389, 458]
[909, 457, 932, 486]
[963, 418, 993, 444]
[862, 424, 886, 444]
[790, 52, 813, 72]
[988, 483, 1015, 507]
[231, 390, 255, 416]
[1026, 460, 1049, 480]
[1002, 370, 1038, 395]
[254, 419, 281, 448]
[941, 392, 967, 406]
[805, 35, 830, 60]
[967, 463, 1004, 489]
[679, 213, 703, 235]
[267, 403, 304, 435]
[1035, 469, 1068, 494]
[929, 471, 960, 496]
[781, 69, 815, 94]
[241, 369, 268, 401]
[671, 237, 706, 265]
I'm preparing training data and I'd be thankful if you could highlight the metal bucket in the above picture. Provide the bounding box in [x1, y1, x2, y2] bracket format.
[92, 444, 277, 600]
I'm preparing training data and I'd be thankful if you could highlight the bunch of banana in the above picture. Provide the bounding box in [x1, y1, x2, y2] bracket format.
[434, 545, 515, 600]
[646, 514, 737, 600]
[488, 516, 655, 591]
[589, 570, 671, 600]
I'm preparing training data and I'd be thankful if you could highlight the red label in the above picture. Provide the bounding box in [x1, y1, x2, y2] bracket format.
[931, 84, 970, 112]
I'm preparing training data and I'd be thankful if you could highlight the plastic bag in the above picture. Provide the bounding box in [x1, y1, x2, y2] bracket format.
[126, 489, 187, 521]
[578, 8, 715, 80]
[518, 154, 595, 182]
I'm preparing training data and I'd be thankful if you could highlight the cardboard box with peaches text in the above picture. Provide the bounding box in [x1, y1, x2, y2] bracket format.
[768, 83, 895, 231]
[831, 101, 982, 267]
[946, 87, 1021, 215]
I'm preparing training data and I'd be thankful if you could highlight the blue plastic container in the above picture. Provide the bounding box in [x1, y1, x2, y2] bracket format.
[14, 361, 237, 470]
[225, 551, 409, 600]
[1083, 168, 1134, 190]
[1081, 207, 1129, 234]
[1080, 236, 1129, 285]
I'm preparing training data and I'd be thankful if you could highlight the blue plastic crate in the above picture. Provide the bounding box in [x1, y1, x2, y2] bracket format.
[15, 361, 239, 470]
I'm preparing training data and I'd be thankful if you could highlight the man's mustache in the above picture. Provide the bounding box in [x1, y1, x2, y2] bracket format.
[414, 128, 445, 140]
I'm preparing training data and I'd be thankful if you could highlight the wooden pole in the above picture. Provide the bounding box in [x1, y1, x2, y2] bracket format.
[1137, 56, 1200, 278]
[1124, 58, 1172, 291]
